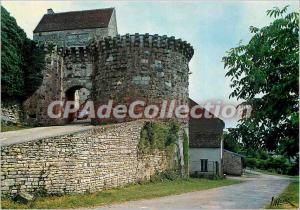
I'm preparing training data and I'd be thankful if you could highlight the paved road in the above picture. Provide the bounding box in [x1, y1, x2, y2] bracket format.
[95, 173, 291, 209]
[0, 124, 94, 146]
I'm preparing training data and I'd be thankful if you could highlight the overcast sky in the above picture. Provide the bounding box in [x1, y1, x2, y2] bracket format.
[2, 1, 299, 128]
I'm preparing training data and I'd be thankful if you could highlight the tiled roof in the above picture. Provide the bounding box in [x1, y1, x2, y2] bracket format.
[33, 8, 114, 33]
[189, 98, 225, 148]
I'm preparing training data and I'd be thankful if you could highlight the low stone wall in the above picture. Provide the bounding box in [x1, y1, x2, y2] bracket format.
[1, 120, 170, 196]
[223, 150, 243, 176]
[1, 100, 23, 125]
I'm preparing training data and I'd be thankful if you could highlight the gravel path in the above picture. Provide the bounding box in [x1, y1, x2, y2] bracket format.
[94, 172, 290, 209]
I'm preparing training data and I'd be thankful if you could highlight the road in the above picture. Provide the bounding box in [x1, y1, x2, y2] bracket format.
[0, 124, 94, 146]
[94, 172, 291, 209]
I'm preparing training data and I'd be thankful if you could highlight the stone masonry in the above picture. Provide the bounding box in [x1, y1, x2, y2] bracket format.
[91, 34, 193, 124]
[23, 34, 193, 126]
[223, 150, 243, 176]
[1, 120, 171, 196]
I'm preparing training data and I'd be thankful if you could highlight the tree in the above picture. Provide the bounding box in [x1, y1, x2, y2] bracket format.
[1, 6, 44, 99]
[222, 6, 299, 158]
[1, 6, 27, 97]
[223, 130, 242, 153]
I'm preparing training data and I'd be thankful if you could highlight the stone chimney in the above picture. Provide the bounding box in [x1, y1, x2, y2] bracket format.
[47, 8, 54, 14]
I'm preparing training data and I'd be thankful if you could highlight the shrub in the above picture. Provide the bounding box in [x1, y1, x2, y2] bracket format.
[245, 157, 258, 168]
[150, 170, 181, 182]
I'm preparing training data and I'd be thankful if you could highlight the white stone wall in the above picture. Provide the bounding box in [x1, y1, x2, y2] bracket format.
[189, 148, 222, 175]
[108, 9, 118, 36]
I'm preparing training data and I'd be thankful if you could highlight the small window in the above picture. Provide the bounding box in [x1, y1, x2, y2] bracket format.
[200, 159, 208, 172]
[154, 60, 163, 71]
[28, 114, 36, 119]
[141, 59, 148, 64]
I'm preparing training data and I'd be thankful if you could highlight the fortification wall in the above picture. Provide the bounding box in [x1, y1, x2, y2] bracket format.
[23, 34, 194, 126]
[91, 34, 193, 123]
[1, 120, 171, 196]
[23, 45, 93, 125]
[1, 100, 24, 125]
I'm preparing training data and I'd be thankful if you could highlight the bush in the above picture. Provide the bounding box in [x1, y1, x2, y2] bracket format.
[245, 157, 258, 168]
[150, 170, 181, 182]
[138, 121, 180, 154]
[245, 155, 298, 175]
[287, 161, 299, 176]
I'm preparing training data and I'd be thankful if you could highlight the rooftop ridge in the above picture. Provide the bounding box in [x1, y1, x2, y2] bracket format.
[44, 7, 114, 16]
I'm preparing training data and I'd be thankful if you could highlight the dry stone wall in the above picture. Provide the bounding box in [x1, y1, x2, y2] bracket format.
[223, 150, 243, 176]
[1, 120, 170, 196]
[1, 100, 23, 125]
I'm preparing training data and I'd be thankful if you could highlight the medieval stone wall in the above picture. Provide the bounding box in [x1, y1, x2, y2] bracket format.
[23, 45, 93, 125]
[23, 49, 64, 125]
[1, 100, 23, 125]
[1, 120, 171, 196]
[23, 34, 194, 126]
[91, 34, 193, 124]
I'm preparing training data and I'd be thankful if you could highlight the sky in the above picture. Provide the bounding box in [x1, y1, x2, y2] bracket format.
[2, 0, 299, 128]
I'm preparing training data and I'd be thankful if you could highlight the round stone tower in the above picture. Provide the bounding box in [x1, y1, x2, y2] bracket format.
[90, 33, 194, 124]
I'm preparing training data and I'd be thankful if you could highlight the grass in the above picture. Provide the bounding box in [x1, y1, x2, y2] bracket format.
[255, 169, 299, 179]
[0, 124, 33, 132]
[1, 178, 240, 209]
[266, 179, 299, 209]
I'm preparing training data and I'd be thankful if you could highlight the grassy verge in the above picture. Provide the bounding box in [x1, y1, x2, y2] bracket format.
[267, 179, 299, 209]
[255, 169, 299, 179]
[0, 124, 33, 132]
[1, 178, 240, 209]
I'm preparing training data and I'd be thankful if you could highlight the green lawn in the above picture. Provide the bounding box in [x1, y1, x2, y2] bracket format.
[0, 124, 33, 132]
[267, 179, 299, 209]
[1, 178, 240, 209]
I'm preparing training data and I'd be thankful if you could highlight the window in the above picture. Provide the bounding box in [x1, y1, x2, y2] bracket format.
[200, 159, 208, 172]
[141, 59, 148, 64]
[132, 75, 150, 85]
[154, 60, 163, 71]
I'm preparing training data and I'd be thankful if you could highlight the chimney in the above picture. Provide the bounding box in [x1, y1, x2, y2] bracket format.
[47, 8, 54, 14]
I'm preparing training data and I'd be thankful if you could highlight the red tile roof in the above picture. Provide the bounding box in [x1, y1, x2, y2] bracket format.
[33, 8, 114, 33]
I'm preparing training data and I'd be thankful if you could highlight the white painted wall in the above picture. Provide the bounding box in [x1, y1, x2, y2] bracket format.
[189, 148, 222, 175]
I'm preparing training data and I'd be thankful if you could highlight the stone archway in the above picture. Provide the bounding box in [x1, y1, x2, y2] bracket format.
[65, 86, 90, 123]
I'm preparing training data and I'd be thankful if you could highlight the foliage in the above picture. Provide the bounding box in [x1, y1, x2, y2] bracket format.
[245, 155, 298, 175]
[223, 130, 242, 153]
[1, 178, 240, 209]
[1, 6, 45, 99]
[222, 6, 299, 159]
[182, 130, 189, 175]
[138, 121, 180, 154]
[267, 180, 299, 209]
[150, 170, 182, 182]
